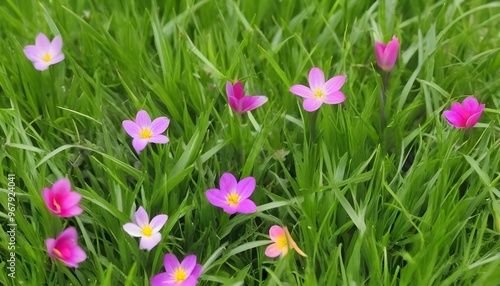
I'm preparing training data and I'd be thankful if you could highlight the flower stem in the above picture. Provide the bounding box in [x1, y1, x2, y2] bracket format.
[380, 71, 390, 132]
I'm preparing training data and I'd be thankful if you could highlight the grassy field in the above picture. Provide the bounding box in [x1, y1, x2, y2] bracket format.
[1, 0, 500, 285]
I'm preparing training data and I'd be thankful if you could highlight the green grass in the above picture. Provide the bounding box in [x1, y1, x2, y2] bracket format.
[1, 0, 500, 285]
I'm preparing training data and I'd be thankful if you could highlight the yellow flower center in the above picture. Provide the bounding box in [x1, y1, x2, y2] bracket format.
[53, 199, 61, 213]
[53, 248, 63, 259]
[276, 235, 288, 249]
[43, 54, 52, 62]
[226, 193, 241, 206]
[140, 129, 153, 139]
[141, 225, 153, 237]
[173, 267, 188, 283]
[313, 88, 325, 99]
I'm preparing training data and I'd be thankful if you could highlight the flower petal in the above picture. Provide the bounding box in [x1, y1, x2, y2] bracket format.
[122, 120, 141, 138]
[190, 264, 203, 281]
[219, 173, 237, 194]
[59, 191, 81, 207]
[135, 110, 151, 129]
[134, 206, 149, 227]
[303, 98, 323, 112]
[226, 81, 235, 99]
[462, 96, 479, 113]
[49, 35, 63, 56]
[46, 238, 56, 257]
[61, 206, 83, 217]
[465, 112, 482, 128]
[269, 225, 285, 241]
[35, 33, 51, 51]
[374, 41, 386, 67]
[163, 253, 180, 274]
[228, 95, 241, 113]
[150, 214, 168, 232]
[139, 233, 161, 250]
[132, 138, 149, 153]
[323, 75, 346, 94]
[49, 53, 65, 65]
[236, 176, 256, 199]
[23, 45, 41, 61]
[34, 61, 50, 71]
[57, 227, 78, 242]
[205, 189, 227, 208]
[323, 91, 346, 105]
[180, 254, 197, 276]
[308, 67, 325, 90]
[382, 36, 400, 71]
[51, 178, 71, 194]
[443, 110, 464, 128]
[265, 243, 282, 258]
[151, 272, 170, 286]
[123, 223, 143, 237]
[148, 135, 169, 144]
[290, 84, 314, 98]
[232, 81, 245, 99]
[236, 199, 257, 214]
[150, 117, 170, 135]
[240, 96, 268, 113]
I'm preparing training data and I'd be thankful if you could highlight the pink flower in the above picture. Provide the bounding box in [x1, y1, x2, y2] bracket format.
[46, 227, 87, 267]
[42, 178, 83, 217]
[151, 254, 202, 286]
[23, 33, 65, 71]
[443, 96, 485, 128]
[122, 110, 170, 154]
[265, 225, 307, 258]
[289, 67, 346, 112]
[226, 81, 268, 114]
[123, 206, 168, 250]
[375, 36, 400, 72]
[205, 173, 257, 214]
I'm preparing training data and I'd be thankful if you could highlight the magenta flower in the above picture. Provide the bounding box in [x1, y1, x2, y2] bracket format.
[23, 33, 65, 71]
[265, 225, 307, 258]
[46, 227, 87, 267]
[151, 254, 202, 286]
[226, 81, 268, 114]
[375, 36, 400, 72]
[443, 96, 485, 128]
[205, 173, 257, 214]
[289, 67, 346, 112]
[42, 178, 83, 218]
[123, 206, 168, 250]
[122, 110, 170, 154]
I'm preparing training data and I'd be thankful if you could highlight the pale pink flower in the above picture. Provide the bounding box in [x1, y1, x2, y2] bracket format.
[23, 33, 65, 71]
[151, 254, 203, 286]
[123, 206, 168, 250]
[289, 67, 346, 112]
[46, 227, 87, 267]
[443, 96, 485, 128]
[226, 81, 268, 114]
[375, 36, 400, 72]
[42, 178, 83, 217]
[265, 225, 307, 258]
[205, 173, 257, 214]
[122, 110, 170, 153]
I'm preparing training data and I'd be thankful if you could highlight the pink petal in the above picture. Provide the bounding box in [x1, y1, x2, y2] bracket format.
[59, 191, 81, 207]
[323, 75, 346, 94]
[150, 117, 170, 135]
[303, 98, 323, 112]
[42, 188, 54, 210]
[163, 253, 181, 274]
[134, 206, 149, 227]
[49, 35, 63, 56]
[60, 206, 83, 217]
[151, 273, 170, 286]
[35, 33, 50, 51]
[180, 255, 197, 276]
[46, 238, 56, 257]
[23, 45, 41, 61]
[265, 243, 282, 258]
[139, 233, 161, 250]
[450, 102, 463, 113]
[465, 112, 482, 128]
[190, 264, 202, 280]
[135, 110, 151, 129]
[150, 214, 168, 232]
[219, 173, 237, 194]
[132, 138, 149, 153]
[49, 53, 65, 65]
[290, 84, 314, 98]
[308, 67, 325, 90]
[34, 61, 50, 71]
[228, 96, 240, 113]
[269, 225, 285, 241]
[222, 204, 238, 214]
[205, 189, 227, 208]
[122, 120, 141, 138]
[374, 41, 386, 67]
[240, 96, 268, 113]
[51, 178, 71, 194]
[236, 199, 257, 213]
[57, 227, 78, 242]
[64, 245, 87, 267]
[382, 37, 399, 71]
[123, 223, 143, 237]
[149, 135, 169, 144]
[323, 91, 346, 104]
[462, 97, 479, 113]
[236, 176, 255, 199]
[443, 111, 464, 128]
[226, 82, 235, 99]
[232, 81, 245, 99]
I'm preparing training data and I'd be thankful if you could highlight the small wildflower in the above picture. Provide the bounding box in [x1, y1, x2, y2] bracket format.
[226, 81, 268, 114]
[46, 227, 87, 267]
[42, 178, 83, 218]
[122, 110, 170, 154]
[23, 33, 64, 71]
[205, 173, 257, 214]
[443, 96, 485, 128]
[151, 254, 202, 286]
[375, 36, 400, 72]
[123, 206, 168, 250]
[265, 225, 307, 258]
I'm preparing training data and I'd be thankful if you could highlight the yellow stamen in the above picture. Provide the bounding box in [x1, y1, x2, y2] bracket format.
[313, 88, 325, 99]
[140, 129, 153, 139]
[53, 199, 61, 213]
[142, 225, 153, 237]
[276, 235, 288, 249]
[173, 267, 188, 282]
[226, 193, 241, 206]
[43, 54, 52, 62]
[53, 248, 63, 259]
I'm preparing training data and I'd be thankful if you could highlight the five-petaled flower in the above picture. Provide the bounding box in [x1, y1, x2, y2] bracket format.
[122, 110, 170, 154]
[226, 81, 268, 114]
[265, 225, 307, 258]
[123, 206, 168, 250]
[46, 227, 87, 267]
[42, 178, 83, 217]
[443, 96, 485, 128]
[289, 67, 346, 112]
[151, 254, 203, 286]
[375, 36, 400, 72]
[23, 33, 65, 71]
[205, 173, 257, 214]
